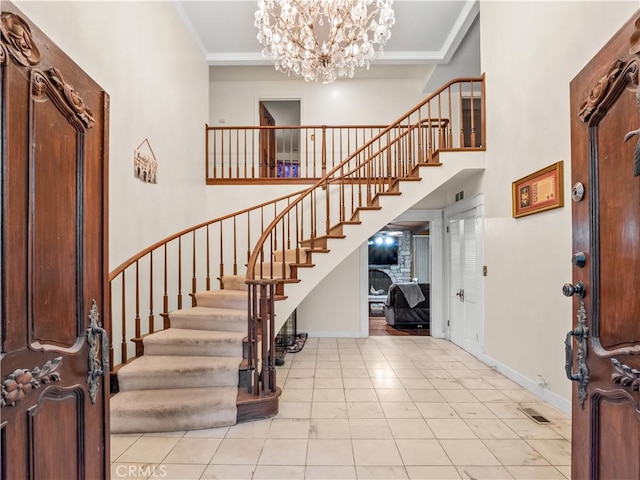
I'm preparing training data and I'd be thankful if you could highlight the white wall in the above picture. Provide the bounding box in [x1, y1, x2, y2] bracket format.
[14, 1, 210, 269]
[209, 77, 426, 127]
[296, 247, 365, 337]
[480, 1, 638, 408]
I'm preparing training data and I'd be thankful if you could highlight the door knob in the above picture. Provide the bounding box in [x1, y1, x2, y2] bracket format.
[562, 282, 585, 298]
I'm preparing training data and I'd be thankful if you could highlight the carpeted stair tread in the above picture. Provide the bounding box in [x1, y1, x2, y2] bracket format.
[110, 386, 238, 433]
[143, 328, 246, 357]
[169, 306, 245, 332]
[194, 289, 247, 310]
[272, 248, 311, 263]
[219, 275, 248, 291]
[117, 355, 240, 391]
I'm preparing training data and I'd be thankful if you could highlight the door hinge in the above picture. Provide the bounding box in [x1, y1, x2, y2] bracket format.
[446, 226, 449, 233]
[447, 320, 450, 326]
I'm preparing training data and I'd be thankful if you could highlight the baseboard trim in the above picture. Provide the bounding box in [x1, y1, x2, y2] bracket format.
[477, 352, 571, 416]
[304, 330, 368, 338]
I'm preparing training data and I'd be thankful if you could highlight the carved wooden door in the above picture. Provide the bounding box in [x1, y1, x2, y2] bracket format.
[569, 11, 640, 479]
[259, 102, 276, 177]
[0, 3, 109, 479]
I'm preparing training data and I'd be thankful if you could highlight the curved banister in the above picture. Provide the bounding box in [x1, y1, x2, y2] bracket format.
[246, 76, 485, 280]
[108, 188, 306, 369]
[110, 76, 485, 403]
[109, 190, 305, 281]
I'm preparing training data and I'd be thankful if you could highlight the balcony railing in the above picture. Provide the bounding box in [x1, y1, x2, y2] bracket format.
[206, 79, 483, 183]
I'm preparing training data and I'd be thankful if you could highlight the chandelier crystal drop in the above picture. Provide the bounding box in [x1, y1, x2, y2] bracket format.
[255, 0, 395, 83]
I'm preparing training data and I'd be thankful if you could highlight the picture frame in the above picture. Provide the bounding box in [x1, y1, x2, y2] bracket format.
[512, 161, 564, 218]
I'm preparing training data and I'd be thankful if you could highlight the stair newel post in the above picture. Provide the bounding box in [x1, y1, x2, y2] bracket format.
[191, 231, 197, 307]
[246, 281, 257, 395]
[268, 282, 276, 393]
[259, 282, 269, 393]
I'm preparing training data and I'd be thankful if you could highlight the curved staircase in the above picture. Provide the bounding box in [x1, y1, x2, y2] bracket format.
[111, 278, 249, 433]
[108, 77, 486, 433]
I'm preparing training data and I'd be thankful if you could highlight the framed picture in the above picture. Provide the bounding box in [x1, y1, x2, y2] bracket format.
[512, 161, 564, 218]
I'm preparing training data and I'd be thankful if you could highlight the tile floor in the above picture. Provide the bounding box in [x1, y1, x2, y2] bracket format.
[111, 336, 571, 480]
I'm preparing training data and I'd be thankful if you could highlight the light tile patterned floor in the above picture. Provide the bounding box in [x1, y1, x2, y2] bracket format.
[111, 336, 571, 480]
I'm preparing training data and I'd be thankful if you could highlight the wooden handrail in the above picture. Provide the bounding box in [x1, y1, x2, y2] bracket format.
[109, 190, 304, 280]
[246, 76, 485, 279]
[110, 76, 485, 402]
[241, 77, 484, 398]
[108, 189, 305, 370]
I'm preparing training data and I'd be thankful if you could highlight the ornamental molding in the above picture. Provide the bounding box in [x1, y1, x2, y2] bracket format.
[578, 59, 637, 124]
[32, 68, 95, 129]
[0, 12, 40, 67]
[1, 357, 63, 407]
[611, 358, 640, 392]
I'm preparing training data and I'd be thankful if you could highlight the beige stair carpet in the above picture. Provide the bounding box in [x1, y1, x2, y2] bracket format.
[110, 279, 250, 434]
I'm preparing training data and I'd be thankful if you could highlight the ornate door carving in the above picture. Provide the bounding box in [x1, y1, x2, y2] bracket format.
[569, 11, 640, 479]
[1, 3, 109, 478]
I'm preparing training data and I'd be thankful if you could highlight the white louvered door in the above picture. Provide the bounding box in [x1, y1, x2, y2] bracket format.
[446, 204, 483, 354]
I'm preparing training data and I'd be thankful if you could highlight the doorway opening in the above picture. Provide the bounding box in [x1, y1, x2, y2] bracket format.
[258, 100, 301, 178]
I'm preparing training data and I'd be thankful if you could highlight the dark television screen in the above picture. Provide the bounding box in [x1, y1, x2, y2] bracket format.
[368, 237, 398, 265]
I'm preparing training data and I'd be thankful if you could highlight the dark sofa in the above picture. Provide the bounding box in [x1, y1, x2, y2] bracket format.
[384, 283, 430, 328]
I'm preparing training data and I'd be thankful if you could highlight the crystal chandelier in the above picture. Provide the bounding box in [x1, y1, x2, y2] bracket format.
[255, 0, 395, 83]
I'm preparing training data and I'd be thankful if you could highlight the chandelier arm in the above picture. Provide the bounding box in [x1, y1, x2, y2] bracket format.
[255, 0, 395, 82]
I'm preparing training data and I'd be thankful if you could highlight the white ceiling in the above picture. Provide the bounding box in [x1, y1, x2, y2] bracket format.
[174, 0, 481, 92]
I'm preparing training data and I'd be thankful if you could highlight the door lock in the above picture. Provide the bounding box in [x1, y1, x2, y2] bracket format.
[572, 252, 587, 268]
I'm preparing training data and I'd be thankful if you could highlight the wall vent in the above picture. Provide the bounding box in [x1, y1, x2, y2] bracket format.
[519, 407, 551, 424]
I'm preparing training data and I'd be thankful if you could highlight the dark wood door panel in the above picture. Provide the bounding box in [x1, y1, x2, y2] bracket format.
[593, 393, 640, 479]
[595, 96, 640, 349]
[29, 388, 83, 479]
[1, 3, 109, 478]
[31, 82, 81, 348]
[570, 10, 640, 479]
